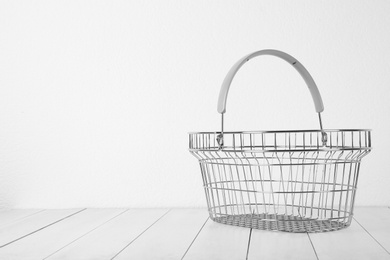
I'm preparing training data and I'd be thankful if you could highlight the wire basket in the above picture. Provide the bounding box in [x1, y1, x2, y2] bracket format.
[189, 50, 372, 232]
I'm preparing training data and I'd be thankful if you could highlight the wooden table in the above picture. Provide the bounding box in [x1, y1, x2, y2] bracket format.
[0, 207, 389, 259]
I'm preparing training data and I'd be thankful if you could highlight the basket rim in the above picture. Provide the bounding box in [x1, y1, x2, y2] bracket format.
[188, 128, 371, 134]
[188, 147, 372, 152]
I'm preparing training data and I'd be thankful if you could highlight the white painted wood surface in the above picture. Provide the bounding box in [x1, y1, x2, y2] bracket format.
[0, 209, 83, 248]
[248, 230, 318, 260]
[0, 207, 389, 260]
[353, 207, 390, 254]
[183, 219, 250, 260]
[309, 219, 390, 260]
[46, 209, 169, 260]
[0, 209, 43, 228]
[0, 209, 125, 259]
[114, 209, 208, 260]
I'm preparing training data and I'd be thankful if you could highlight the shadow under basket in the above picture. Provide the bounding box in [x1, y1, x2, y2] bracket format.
[212, 212, 351, 233]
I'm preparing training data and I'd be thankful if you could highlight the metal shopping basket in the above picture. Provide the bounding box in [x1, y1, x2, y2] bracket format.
[189, 49, 371, 232]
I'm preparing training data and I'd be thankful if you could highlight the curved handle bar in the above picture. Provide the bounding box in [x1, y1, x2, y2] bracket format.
[217, 49, 324, 114]
[216, 49, 327, 148]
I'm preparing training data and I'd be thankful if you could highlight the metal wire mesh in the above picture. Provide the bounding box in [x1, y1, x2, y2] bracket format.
[189, 130, 371, 232]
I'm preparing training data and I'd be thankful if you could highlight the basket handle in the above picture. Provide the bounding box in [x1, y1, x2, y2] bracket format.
[218, 49, 323, 114]
[216, 49, 327, 148]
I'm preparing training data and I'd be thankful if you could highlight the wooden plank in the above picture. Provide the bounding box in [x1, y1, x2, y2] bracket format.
[353, 207, 390, 254]
[0, 209, 44, 228]
[0, 209, 126, 259]
[247, 230, 317, 260]
[46, 209, 169, 260]
[114, 209, 209, 260]
[0, 209, 83, 248]
[183, 219, 250, 260]
[309, 219, 390, 260]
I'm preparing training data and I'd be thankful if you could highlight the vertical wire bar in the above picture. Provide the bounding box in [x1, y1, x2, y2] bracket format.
[204, 152, 222, 219]
[304, 132, 313, 217]
[291, 151, 301, 220]
[305, 151, 319, 218]
[244, 155, 260, 216]
[309, 150, 322, 221]
[221, 153, 234, 217]
[297, 151, 308, 220]
[343, 151, 354, 224]
[324, 152, 336, 220]
[342, 156, 351, 224]
[318, 152, 329, 222]
[275, 151, 288, 215]
[264, 151, 278, 229]
[276, 154, 281, 211]
[286, 132, 294, 216]
[227, 152, 246, 216]
[225, 150, 240, 216]
[330, 152, 342, 222]
[318, 154, 327, 223]
[274, 135, 281, 216]
[237, 149, 253, 216]
[199, 162, 213, 217]
[262, 133, 265, 150]
[337, 151, 346, 228]
[203, 159, 217, 218]
[210, 159, 223, 218]
[253, 153, 268, 214]
[331, 158, 339, 225]
[274, 133, 277, 149]
[288, 151, 295, 216]
[275, 134, 283, 224]
[349, 161, 361, 218]
[319, 151, 334, 226]
[238, 133, 253, 216]
[245, 134, 260, 216]
[302, 153, 311, 218]
[214, 152, 229, 217]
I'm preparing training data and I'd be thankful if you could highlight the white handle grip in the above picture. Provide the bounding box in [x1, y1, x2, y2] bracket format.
[217, 49, 324, 114]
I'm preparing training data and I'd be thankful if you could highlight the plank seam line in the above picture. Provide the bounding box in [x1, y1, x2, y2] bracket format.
[43, 208, 131, 260]
[307, 233, 320, 260]
[19, 209, 47, 219]
[0, 209, 46, 229]
[353, 217, 390, 255]
[181, 216, 209, 260]
[245, 228, 253, 260]
[111, 209, 171, 260]
[0, 208, 86, 249]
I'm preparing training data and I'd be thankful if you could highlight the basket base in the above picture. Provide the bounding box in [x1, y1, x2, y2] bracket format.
[212, 213, 350, 232]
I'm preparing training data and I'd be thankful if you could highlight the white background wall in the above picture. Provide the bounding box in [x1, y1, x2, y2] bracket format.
[0, 0, 389, 208]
